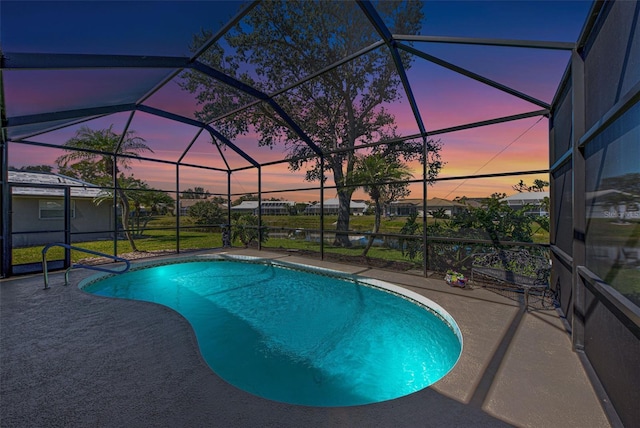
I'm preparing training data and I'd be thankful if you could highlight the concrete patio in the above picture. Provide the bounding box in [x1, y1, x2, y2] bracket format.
[1, 249, 613, 427]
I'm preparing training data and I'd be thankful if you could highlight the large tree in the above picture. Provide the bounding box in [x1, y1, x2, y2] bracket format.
[55, 125, 154, 252]
[182, 0, 441, 246]
[354, 153, 413, 256]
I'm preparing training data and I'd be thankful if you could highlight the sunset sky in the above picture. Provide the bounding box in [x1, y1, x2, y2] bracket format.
[2, 1, 593, 202]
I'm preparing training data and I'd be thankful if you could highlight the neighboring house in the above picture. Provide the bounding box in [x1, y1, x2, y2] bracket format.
[231, 200, 295, 216]
[425, 198, 466, 217]
[259, 200, 295, 215]
[456, 198, 484, 209]
[304, 198, 368, 215]
[586, 189, 640, 220]
[9, 171, 113, 247]
[388, 198, 465, 217]
[388, 198, 422, 217]
[231, 200, 260, 215]
[178, 199, 201, 216]
[502, 191, 549, 216]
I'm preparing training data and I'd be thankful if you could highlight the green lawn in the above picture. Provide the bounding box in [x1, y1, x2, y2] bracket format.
[20, 215, 637, 304]
[587, 218, 640, 244]
[262, 237, 419, 265]
[12, 214, 550, 266]
[13, 227, 223, 265]
[262, 215, 409, 233]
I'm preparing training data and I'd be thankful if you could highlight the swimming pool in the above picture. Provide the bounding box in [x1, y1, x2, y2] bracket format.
[80, 256, 462, 407]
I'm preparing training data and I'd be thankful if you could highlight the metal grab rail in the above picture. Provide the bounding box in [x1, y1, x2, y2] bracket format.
[42, 243, 131, 290]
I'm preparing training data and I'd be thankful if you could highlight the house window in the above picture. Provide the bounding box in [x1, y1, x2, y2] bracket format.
[39, 200, 76, 219]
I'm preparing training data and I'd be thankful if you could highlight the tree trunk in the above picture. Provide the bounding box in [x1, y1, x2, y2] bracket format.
[362, 198, 381, 256]
[117, 189, 139, 252]
[134, 203, 141, 237]
[333, 189, 353, 247]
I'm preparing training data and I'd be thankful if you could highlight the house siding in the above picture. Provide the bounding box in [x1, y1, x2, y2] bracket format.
[11, 196, 113, 247]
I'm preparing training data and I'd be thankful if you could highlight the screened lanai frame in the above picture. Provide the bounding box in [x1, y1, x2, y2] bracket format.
[5, 3, 640, 426]
[1, 0, 580, 278]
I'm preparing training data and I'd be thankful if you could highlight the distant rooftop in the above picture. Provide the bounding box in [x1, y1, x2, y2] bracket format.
[502, 191, 549, 203]
[8, 171, 104, 198]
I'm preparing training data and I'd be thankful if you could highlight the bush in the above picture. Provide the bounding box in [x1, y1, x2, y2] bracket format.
[187, 201, 225, 230]
[232, 214, 269, 247]
[398, 194, 546, 274]
[451, 193, 534, 243]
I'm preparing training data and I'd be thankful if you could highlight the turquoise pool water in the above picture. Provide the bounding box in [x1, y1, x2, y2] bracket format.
[82, 259, 462, 406]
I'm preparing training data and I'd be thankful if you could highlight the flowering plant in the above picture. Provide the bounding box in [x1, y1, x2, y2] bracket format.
[445, 270, 467, 288]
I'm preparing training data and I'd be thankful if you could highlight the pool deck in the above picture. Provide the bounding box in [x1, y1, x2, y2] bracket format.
[1, 249, 614, 427]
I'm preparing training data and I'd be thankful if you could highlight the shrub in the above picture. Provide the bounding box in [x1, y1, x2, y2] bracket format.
[187, 201, 225, 230]
[232, 214, 269, 247]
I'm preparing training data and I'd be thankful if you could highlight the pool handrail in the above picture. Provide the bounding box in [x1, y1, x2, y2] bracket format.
[42, 243, 131, 289]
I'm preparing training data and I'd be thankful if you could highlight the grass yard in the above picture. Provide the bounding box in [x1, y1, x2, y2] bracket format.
[587, 218, 640, 244]
[262, 215, 409, 233]
[12, 227, 223, 265]
[11, 214, 550, 267]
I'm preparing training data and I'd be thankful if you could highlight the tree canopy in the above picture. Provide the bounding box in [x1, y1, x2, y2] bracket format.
[182, 0, 441, 246]
[9, 165, 53, 173]
[55, 125, 154, 252]
[512, 179, 549, 193]
[55, 125, 153, 186]
[451, 193, 535, 244]
[181, 187, 210, 199]
[353, 153, 413, 255]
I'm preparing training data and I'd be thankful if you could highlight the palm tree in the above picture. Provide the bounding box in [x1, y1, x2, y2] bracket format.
[55, 125, 153, 252]
[353, 153, 413, 256]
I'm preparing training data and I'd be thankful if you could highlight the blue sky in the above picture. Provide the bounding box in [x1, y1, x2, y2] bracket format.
[1, 1, 244, 55]
[2, 1, 592, 54]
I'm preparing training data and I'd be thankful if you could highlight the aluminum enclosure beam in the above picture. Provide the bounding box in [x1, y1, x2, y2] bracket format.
[6, 104, 137, 128]
[397, 43, 551, 110]
[137, 105, 259, 168]
[356, 0, 427, 136]
[2, 53, 190, 69]
[394, 35, 575, 51]
[190, 61, 323, 157]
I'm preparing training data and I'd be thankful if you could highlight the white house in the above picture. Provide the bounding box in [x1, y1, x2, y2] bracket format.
[9, 171, 114, 247]
[231, 200, 295, 215]
[502, 191, 549, 216]
[304, 198, 368, 215]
